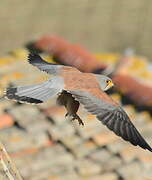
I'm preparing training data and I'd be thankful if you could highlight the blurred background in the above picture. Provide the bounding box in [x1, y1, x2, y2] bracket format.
[1, 0, 152, 57]
[0, 0, 152, 180]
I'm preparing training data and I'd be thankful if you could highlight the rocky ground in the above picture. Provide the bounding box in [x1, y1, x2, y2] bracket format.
[0, 49, 152, 180]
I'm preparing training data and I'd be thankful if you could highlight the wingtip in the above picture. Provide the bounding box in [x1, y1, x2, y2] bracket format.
[138, 139, 152, 152]
[145, 145, 152, 152]
[27, 52, 42, 64]
[26, 41, 43, 54]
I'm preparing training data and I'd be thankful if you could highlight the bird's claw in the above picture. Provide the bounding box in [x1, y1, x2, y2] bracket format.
[78, 119, 84, 126]
[65, 113, 84, 126]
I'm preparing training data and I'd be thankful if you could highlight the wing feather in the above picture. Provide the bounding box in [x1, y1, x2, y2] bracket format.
[69, 90, 152, 152]
[28, 53, 62, 74]
[28, 53, 80, 75]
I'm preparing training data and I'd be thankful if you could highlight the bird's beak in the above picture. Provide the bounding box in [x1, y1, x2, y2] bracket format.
[108, 81, 114, 88]
[104, 81, 114, 91]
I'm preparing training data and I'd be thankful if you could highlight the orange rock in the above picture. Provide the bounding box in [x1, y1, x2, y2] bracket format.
[120, 145, 144, 162]
[138, 153, 152, 163]
[59, 44, 107, 72]
[34, 35, 107, 72]
[113, 74, 152, 106]
[44, 106, 66, 117]
[93, 131, 119, 146]
[34, 35, 69, 55]
[0, 114, 14, 129]
[10, 139, 54, 158]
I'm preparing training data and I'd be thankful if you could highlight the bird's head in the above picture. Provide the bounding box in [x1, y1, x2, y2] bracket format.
[96, 75, 114, 91]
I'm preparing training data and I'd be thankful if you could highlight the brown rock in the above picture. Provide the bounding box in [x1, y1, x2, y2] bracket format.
[72, 140, 97, 158]
[90, 149, 112, 164]
[90, 173, 118, 180]
[44, 105, 66, 125]
[76, 159, 101, 176]
[103, 156, 122, 171]
[117, 162, 143, 180]
[107, 141, 128, 154]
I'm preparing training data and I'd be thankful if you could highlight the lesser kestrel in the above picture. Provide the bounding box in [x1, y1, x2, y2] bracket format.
[5, 53, 152, 152]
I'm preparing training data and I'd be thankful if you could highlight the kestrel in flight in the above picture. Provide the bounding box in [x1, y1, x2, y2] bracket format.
[5, 53, 152, 152]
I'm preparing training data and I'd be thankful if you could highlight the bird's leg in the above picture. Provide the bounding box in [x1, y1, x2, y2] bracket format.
[65, 94, 84, 126]
[69, 114, 84, 126]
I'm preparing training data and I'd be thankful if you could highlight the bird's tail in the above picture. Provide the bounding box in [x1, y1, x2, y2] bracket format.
[4, 77, 64, 104]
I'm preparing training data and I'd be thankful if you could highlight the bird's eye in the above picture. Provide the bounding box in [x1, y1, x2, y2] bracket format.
[106, 80, 110, 84]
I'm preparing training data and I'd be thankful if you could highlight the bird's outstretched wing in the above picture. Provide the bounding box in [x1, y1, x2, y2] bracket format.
[67, 89, 152, 152]
[5, 77, 64, 104]
[28, 53, 80, 75]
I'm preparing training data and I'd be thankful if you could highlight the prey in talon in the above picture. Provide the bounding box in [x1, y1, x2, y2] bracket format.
[4, 53, 152, 152]
[57, 91, 84, 126]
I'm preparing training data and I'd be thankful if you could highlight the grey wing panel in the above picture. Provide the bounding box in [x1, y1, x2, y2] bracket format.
[6, 76, 64, 103]
[69, 90, 152, 152]
[28, 53, 63, 75]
